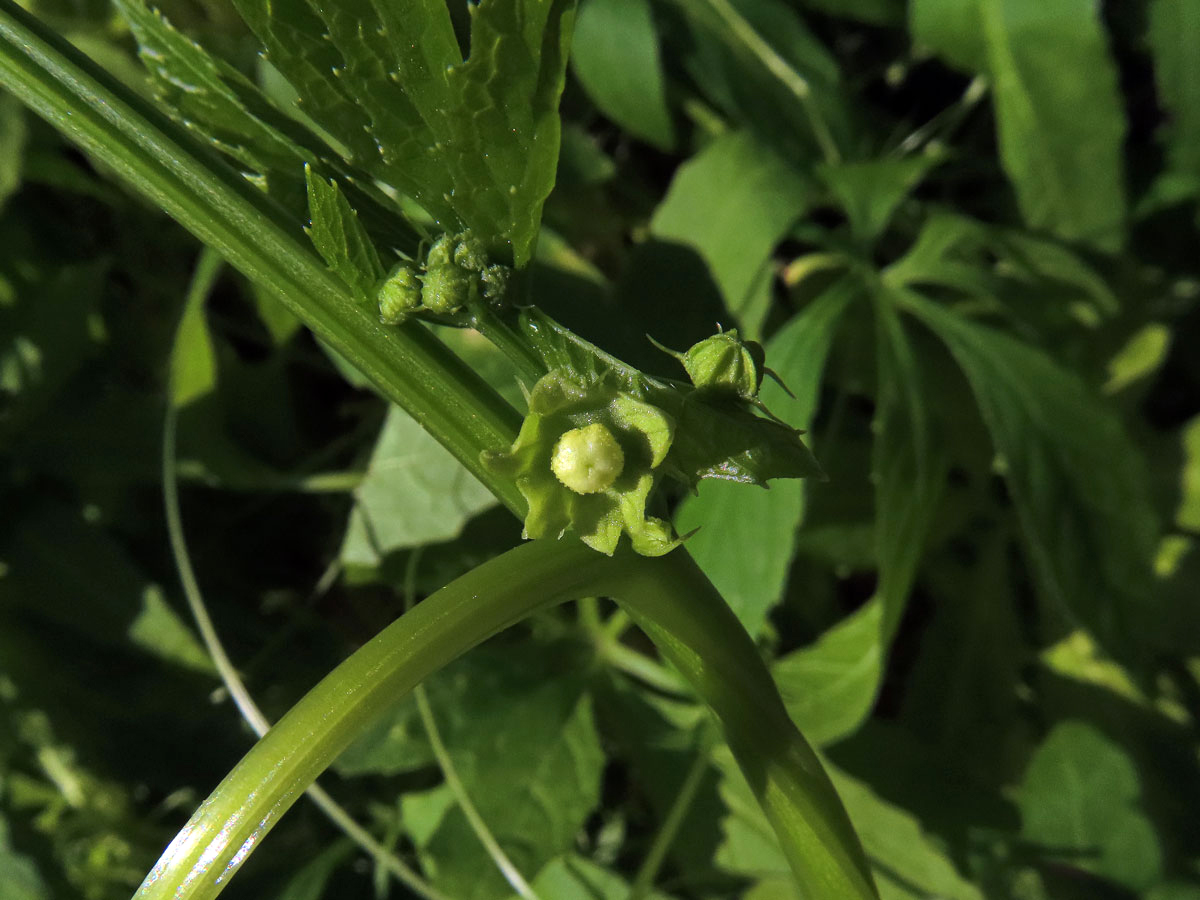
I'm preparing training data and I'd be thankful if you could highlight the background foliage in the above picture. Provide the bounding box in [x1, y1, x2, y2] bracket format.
[2, 0, 1199, 898]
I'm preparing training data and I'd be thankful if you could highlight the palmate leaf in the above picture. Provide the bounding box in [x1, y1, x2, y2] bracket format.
[902, 291, 1161, 660]
[230, 0, 574, 266]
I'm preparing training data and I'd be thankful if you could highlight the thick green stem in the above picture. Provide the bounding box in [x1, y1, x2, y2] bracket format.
[133, 539, 876, 900]
[0, 0, 523, 512]
[0, 6, 875, 899]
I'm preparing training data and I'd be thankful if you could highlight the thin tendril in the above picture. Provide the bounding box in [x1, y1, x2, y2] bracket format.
[162, 248, 449, 900]
[403, 552, 545, 900]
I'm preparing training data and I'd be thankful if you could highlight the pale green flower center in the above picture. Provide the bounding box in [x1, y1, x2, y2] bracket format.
[550, 423, 624, 494]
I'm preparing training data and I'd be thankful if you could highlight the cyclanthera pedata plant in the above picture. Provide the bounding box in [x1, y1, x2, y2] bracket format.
[0, 0, 872, 899]
[3, 0, 1198, 898]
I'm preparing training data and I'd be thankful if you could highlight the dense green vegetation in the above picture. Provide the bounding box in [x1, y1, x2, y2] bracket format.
[1, 0, 1199, 899]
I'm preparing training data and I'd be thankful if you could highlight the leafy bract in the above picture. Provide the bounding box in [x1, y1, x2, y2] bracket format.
[904, 292, 1160, 658]
[303, 167, 384, 300]
[114, 0, 309, 179]
[1019, 721, 1162, 890]
[229, 0, 575, 265]
[676, 282, 854, 635]
[518, 308, 823, 486]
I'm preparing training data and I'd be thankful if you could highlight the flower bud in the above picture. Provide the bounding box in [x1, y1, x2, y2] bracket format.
[377, 262, 422, 324]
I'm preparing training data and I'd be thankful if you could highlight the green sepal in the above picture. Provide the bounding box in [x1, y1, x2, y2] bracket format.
[377, 262, 422, 324]
[519, 310, 823, 486]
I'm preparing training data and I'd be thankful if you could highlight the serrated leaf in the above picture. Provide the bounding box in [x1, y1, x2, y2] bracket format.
[232, 0, 573, 265]
[652, 130, 813, 336]
[571, 0, 673, 149]
[1149, 0, 1200, 181]
[1019, 721, 1162, 890]
[340, 405, 497, 567]
[904, 291, 1160, 658]
[114, 0, 309, 177]
[304, 166, 384, 298]
[714, 746, 981, 900]
[676, 281, 854, 635]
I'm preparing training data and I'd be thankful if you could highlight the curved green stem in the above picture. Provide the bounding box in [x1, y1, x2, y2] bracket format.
[133, 539, 877, 900]
[0, 0, 523, 512]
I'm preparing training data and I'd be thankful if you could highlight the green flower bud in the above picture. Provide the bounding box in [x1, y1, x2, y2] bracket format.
[425, 233, 457, 269]
[482, 370, 681, 557]
[377, 262, 422, 324]
[421, 264, 471, 314]
[453, 234, 490, 272]
[480, 263, 512, 308]
[551, 423, 624, 494]
[682, 330, 766, 399]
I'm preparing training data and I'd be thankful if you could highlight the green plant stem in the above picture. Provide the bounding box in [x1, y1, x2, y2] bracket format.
[403, 554, 541, 900]
[0, 0, 523, 513]
[132, 539, 877, 900]
[628, 727, 713, 900]
[162, 257, 448, 900]
[685, 0, 842, 164]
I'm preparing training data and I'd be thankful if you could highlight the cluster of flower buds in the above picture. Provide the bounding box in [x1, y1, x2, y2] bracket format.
[377, 231, 512, 324]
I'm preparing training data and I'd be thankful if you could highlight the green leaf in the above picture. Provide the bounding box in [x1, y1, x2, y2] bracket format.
[571, 0, 673, 149]
[913, 0, 1128, 248]
[340, 405, 498, 567]
[1149, 0, 1200, 180]
[772, 601, 884, 748]
[714, 746, 981, 900]
[872, 298, 945, 640]
[908, 0, 984, 72]
[511, 855, 676, 900]
[818, 155, 941, 244]
[0, 818, 49, 900]
[127, 586, 217, 675]
[980, 0, 1127, 249]
[411, 648, 606, 900]
[113, 0, 310, 178]
[304, 166, 384, 299]
[0, 90, 25, 211]
[675, 282, 854, 635]
[904, 292, 1160, 657]
[232, 0, 574, 265]
[169, 252, 219, 409]
[1019, 721, 1162, 890]
[272, 840, 355, 900]
[652, 131, 813, 336]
